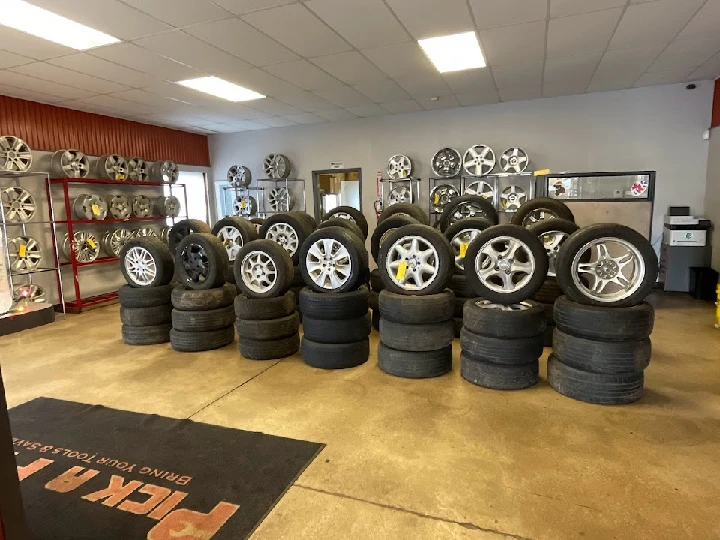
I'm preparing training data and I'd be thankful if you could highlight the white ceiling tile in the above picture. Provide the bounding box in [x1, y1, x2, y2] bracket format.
[442, 69, 496, 94]
[47, 54, 151, 88]
[609, 0, 705, 50]
[185, 19, 299, 67]
[90, 43, 203, 80]
[492, 60, 544, 89]
[0, 50, 34, 69]
[384, 0, 474, 39]
[420, 95, 460, 110]
[121, 0, 232, 27]
[380, 99, 424, 113]
[60, 101, 126, 117]
[470, 0, 547, 30]
[284, 113, 324, 124]
[547, 8, 622, 58]
[223, 68, 300, 96]
[211, 0, 295, 16]
[550, 0, 626, 18]
[243, 4, 352, 57]
[305, 0, 410, 49]
[353, 80, 410, 102]
[313, 85, 375, 108]
[314, 108, 358, 121]
[498, 85, 542, 101]
[275, 91, 338, 112]
[480, 21, 546, 66]
[648, 38, 720, 73]
[635, 67, 695, 87]
[224, 120, 269, 130]
[455, 91, 500, 107]
[0, 83, 65, 104]
[0, 27, 74, 60]
[0, 71, 95, 100]
[29, 0, 171, 40]
[65, 95, 157, 114]
[203, 123, 245, 133]
[245, 98, 302, 116]
[677, 0, 720, 41]
[108, 89, 180, 108]
[588, 45, 665, 92]
[261, 117, 299, 127]
[346, 104, 387, 117]
[688, 53, 720, 81]
[264, 60, 343, 91]
[396, 73, 454, 100]
[362, 42, 435, 78]
[543, 53, 601, 97]
[10, 63, 131, 94]
[311, 52, 388, 85]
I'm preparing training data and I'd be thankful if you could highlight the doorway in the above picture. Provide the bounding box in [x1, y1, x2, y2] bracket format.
[312, 168, 362, 219]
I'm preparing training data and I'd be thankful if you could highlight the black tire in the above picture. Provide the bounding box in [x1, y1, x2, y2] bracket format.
[540, 301, 555, 326]
[119, 237, 174, 288]
[461, 355, 538, 390]
[454, 296, 469, 317]
[554, 296, 654, 341]
[462, 298, 546, 338]
[260, 212, 315, 264]
[211, 216, 259, 260]
[170, 326, 235, 352]
[439, 195, 498, 232]
[118, 284, 172, 308]
[377, 224, 453, 296]
[378, 289, 454, 324]
[371, 310, 380, 330]
[234, 291, 295, 320]
[317, 218, 364, 241]
[464, 224, 548, 304]
[555, 223, 659, 307]
[239, 333, 300, 360]
[553, 329, 651, 374]
[547, 355, 644, 405]
[460, 328, 544, 365]
[122, 324, 171, 345]
[378, 343, 452, 379]
[370, 214, 418, 263]
[512, 198, 575, 227]
[120, 304, 171, 327]
[302, 314, 370, 344]
[453, 317, 463, 338]
[236, 312, 299, 341]
[175, 233, 229, 290]
[532, 278, 564, 304]
[369, 269, 384, 292]
[369, 290, 379, 311]
[290, 286, 302, 306]
[298, 227, 367, 293]
[233, 239, 294, 299]
[292, 265, 305, 287]
[448, 273, 474, 298]
[301, 338, 369, 369]
[169, 219, 211, 254]
[291, 211, 318, 231]
[444, 217, 494, 273]
[378, 203, 429, 225]
[379, 319, 454, 352]
[172, 305, 235, 332]
[298, 286, 369, 319]
[544, 325, 554, 347]
[321, 206, 368, 239]
[172, 283, 236, 311]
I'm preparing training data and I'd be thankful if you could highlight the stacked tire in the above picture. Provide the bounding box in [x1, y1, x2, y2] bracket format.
[234, 239, 300, 360]
[368, 270, 383, 330]
[170, 232, 235, 352]
[118, 237, 175, 345]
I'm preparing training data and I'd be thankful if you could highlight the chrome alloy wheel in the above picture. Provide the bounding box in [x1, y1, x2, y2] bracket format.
[1, 186, 35, 222]
[217, 225, 243, 261]
[473, 299, 534, 311]
[474, 236, 536, 294]
[450, 228, 482, 272]
[240, 250, 278, 294]
[124, 246, 156, 286]
[463, 145, 496, 177]
[8, 236, 42, 272]
[385, 235, 440, 292]
[464, 180, 495, 201]
[265, 223, 299, 256]
[387, 154, 412, 179]
[0, 135, 32, 172]
[305, 238, 352, 290]
[539, 230, 569, 277]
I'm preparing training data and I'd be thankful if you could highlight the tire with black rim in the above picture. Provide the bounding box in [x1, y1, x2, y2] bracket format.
[377, 224, 453, 296]
[378, 343, 452, 379]
[169, 219, 211, 254]
[299, 227, 367, 294]
[120, 304, 171, 327]
[172, 305, 235, 332]
[233, 239, 293, 299]
[171, 283, 236, 311]
[379, 319, 454, 352]
[211, 217, 259, 263]
[322, 206, 368, 238]
[240, 333, 300, 360]
[260, 212, 315, 264]
[170, 326, 235, 352]
[302, 314, 371, 344]
[298, 286, 369, 319]
[175, 233, 228, 290]
[119, 238, 174, 288]
[512, 198, 574, 227]
[554, 296, 654, 341]
[462, 299, 546, 338]
[555, 223, 658, 308]
[460, 327, 544, 364]
[464, 224, 548, 304]
[234, 291, 295, 320]
[547, 355, 644, 405]
[301, 338, 369, 369]
[371, 214, 418, 263]
[527, 218, 579, 278]
[378, 289, 454, 324]
[461, 355, 538, 390]
[378, 203, 429, 225]
[444, 217, 494, 274]
[439, 195, 498, 232]
[236, 312, 299, 340]
[317, 218, 364, 241]
[553, 328, 651, 374]
[122, 324, 171, 345]
[118, 284, 172, 308]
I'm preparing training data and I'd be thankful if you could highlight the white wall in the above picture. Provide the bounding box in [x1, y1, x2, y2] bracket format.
[705, 126, 720, 271]
[210, 82, 713, 250]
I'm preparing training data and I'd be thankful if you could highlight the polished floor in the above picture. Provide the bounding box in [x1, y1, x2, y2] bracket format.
[1, 293, 719, 540]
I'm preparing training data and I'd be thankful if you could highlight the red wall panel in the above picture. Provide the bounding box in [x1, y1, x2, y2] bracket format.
[713, 78, 720, 128]
[0, 95, 210, 166]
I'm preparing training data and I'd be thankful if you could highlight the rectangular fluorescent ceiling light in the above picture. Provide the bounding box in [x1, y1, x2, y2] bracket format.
[2, 0, 119, 50]
[176, 77, 265, 102]
[418, 31, 486, 73]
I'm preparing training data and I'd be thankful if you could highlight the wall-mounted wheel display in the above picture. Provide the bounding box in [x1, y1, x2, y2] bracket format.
[438, 195, 498, 232]
[168, 219, 211, 254]
[387, 154, 412, 179]
[299, 227, 367, 293]
[228, 165, 251, 187]
[63, 231, 100, 263]
[528, 218, 579, 277]
[233, 194, 257, 217]
[463, 145, 495, 177]
[127, 158, 149, 181]
[511, 197, 574, 226]
[13, 284, 46, 303]
[119, 237, 174, 288]
[50, 149, 89, 178]
[268, 187, 294, 212]
[499, 148, 530, 173]
[263, 154, 291, 179]
[234, 239, 293, 299]
[1, 186, 35, 222]
[96, 154, 128, 181]
[73, 194, 108, 220]
[133, 228, 157, 238]
[131, 195, 153, 217]
[430, 183, 459, 213]
[212, 216, 259, 262]
[321, 206, 369, 239]
[388, 185, 412, 206]
[102, 229, 132, 257]
[444, 217, 494, 273]
[175, 233, 228, 290]
[150, 160, 179, 183]
[156, 195, 181, 218]
[499, 185, 527, 212]
[464, 180, 495, 201]
[0, 135, 32, 173]
[431, 148, 462, 178]
[260, 213, 314, 264]
[8, 236, 42, 272]
[107, 195, 131, 219]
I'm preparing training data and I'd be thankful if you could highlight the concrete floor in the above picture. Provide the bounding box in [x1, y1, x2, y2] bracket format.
[1, 293, 719, 540]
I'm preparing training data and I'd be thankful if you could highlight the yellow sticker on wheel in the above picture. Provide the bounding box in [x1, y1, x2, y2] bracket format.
[396, 261, 408, 280]
[91, 204, 100, 215]
[433, 192, 440, 205]
[87, 238, 97, 249]
[19, 245, 27, 258]
[459, 242, 468, 258]
[117, 174, 125, 180]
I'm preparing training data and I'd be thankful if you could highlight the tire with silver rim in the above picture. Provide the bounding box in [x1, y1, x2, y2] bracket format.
[443, 217, 493, 273]
[430, 183, 460, 213]
[316, 217, 363, 241]
[299, 226, 367, 294]
[233, 239, 293, 299]
[500, 148, 530, 173]
[322, 206, 368, 238]
[463, 145, 495, 177]
[268, 187, 294, 212]
[50, 149, 89, 178]
[132, 195, 153, 218]
[211, 216, 259, 262]
[96, 154, 128, 181]
[377, 224, 453, 296]
[62, 231, 100, 263]
[119, 237, 174, 288]
[387, 154, 412, 179]
[174, 233, 228, 290]
[371, 214, 418, 264]
[127, 158, 149, 181]
[260, 213, 314, 264]
[168, 219, 211, 254]
[228, 165, 251, 187]
[464, 224, 549, 304]
[1, 186, 35, 222]
[555, 223, 658, 308]
[431, 148, 462, 178]
[151, 160, 179, 183]
[8, 236, 42, 272]
[500, 185, 527, 212]
[512, 197, 574, 227]
[464, 180, 495, 201]
[102, 229, 132, 257]
[378, 202, 429, 226]
[157, 195, 181, 218]
[462, 298, 546, 338]
[263, 154, 291, 179]
[0, 135, 32, 173]
[439, 195, 498, 232]
[528, 218, 579, 277]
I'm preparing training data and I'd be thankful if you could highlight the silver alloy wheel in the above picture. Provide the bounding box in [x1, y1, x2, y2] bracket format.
[448, 201, 489, 225]
[151, 160, 179, 183]
[265, 223, 299, 255]
[234, 195, 257, 216]
[1, 187, 35, 222]
[474, 236, 536, 294]
[263, 154, 291, 179]
[451, 228, 482, 272]
[63, 232, 100, 263]
[13, 284, 46, 303]
[0, 135, 32, 172]
[240, 250, 278, 294]
[430, 184, 459, 213]
[102, 229, 132, 257]
[132, 195, 153, 217]
[464, 180, 495, 201]
[385, 235, 440, 292]
[127, 158, 149, 181]
[50, 149, 89, 178]
[522, 208, 558, 226]
[500, 185, 527, 212]
[108, 195, 131, 219]
[159, 227, 171, 245]
[268, 187, 294, 212]
[216, 225, 243, 261]
[474, 299, 534, 311]
[73, 194, 108, 220]
[157, 195, 181, 218]
[305, 238, 352, 290]
[388, 186, 411, 206]
[133, 228, 157, 238]
[463, 145, 496, 177]
[332, 212, 355, 222]
[570, 237, 645, 303]
[124, 246, 157, 286]
[500, 148, 529, 173]
[97, 154, 128, 181]
[431, 148, 462, 178]
[539, 230, 569, 277]
[8, 236, 42, 272]
[228, 165, 251, 187]
[387, 154, 412, 179]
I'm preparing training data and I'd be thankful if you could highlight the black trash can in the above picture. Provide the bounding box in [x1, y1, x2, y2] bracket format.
[689, 267, 719, 301]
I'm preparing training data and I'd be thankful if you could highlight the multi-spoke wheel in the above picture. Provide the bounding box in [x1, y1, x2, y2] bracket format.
[431, 148, 462, 178]
[228, 165, 251, 187]
[127, 158, 149, 181]
[387, 154, 412, 179]
[133, 228, 157, 238]
[263, 154, 291, 179]
[50, 149, 89, 178]
[123, 245, 157, 286]
[119, 237, 175, 287]
[108, 195, 131, 219]
[8, 236, 42, 272]
[500, 148, 529, 173]
[150, 160, 179, 183]
[512, 197, 575, 227]
[300, 227, 366, 293]
[388, 185, 412, 206]
[157, 195, 181, 218]
[1, 187, 35, 222]
[63, 232, 100, 263]
[96, 154, 128, 181]
[234, 239, 293, 298]
[0, 135, 32, 172]
[268, 187, 294, 212]
[264, 222, 299, 257]
[463, 145, 495, 177]
[430, 184, 459, 213]
[500, 185, 527, 212]
[439, 195, 499, 232]
[233, 194, 257, 216]
[176, 233, 228, 290]
[132, 195, 153, 217]
[444, 217, 493, 272]
[102, 229, 133, 257]
[528, 218, 579, 277]
[464, 180, 495, 201]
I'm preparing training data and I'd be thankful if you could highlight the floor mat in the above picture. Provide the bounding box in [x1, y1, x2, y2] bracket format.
[9, 397, 324, 539]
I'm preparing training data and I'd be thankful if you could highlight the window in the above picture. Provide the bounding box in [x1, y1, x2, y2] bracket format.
[164, 171, 209, 223]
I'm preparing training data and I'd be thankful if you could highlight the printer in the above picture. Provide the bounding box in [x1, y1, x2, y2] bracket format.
[660, 207, 712, 292]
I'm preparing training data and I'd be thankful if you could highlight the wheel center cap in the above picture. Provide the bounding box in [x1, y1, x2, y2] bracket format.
[7, 151, 16, 159]
[509, 157, 518, 166]
[596, 260, 618, 278]
[498, 259, 512, 271]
